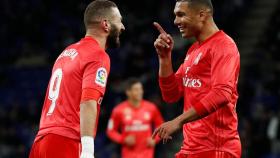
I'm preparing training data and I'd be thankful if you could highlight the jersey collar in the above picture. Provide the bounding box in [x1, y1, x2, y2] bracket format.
[83, 36, 99, 44]
[198, 30, 224, 47]
[127, 100, 143, 109]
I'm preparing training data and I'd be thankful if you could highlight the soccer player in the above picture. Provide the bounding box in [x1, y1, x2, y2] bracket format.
[107, 78, 164, 158]
[29, 1, 125, 158]
[152, 0, 241, 158]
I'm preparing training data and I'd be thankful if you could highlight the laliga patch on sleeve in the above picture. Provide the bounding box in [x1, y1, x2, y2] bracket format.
[95, 67, 107, 87]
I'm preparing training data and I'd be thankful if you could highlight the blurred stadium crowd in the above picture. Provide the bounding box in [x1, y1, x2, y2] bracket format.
[0, 0, 280, 158]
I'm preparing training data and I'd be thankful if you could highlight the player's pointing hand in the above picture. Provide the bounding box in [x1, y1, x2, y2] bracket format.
[153, 22, 174, 59]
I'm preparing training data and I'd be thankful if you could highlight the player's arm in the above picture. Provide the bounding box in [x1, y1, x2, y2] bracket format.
[159, 65, 184, 103]
[107, 109, 136, 147]
[80, 55, 110, 157]
[80, 100, 98, 158]
[153, 22, 183, 103]
[106, 109, 124, 144]
[80, 89, 102, 158]
[153, 22, 174, 77]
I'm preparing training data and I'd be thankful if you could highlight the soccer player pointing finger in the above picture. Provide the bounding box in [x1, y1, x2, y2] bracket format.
[153, 0, 241, 158]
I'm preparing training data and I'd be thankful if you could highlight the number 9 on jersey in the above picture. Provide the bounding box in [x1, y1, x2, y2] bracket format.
[47, 68, 63, 115]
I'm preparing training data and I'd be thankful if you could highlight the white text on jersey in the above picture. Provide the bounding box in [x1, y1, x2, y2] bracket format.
[57, 49, 78, 61]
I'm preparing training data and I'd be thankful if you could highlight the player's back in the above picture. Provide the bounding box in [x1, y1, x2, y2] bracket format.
[36, 36, 110, 141]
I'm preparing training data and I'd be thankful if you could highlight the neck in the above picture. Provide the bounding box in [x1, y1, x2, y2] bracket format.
[85, 30, 107, 50]
[128, 99, 141, 108]
[196, 18, 219, 44]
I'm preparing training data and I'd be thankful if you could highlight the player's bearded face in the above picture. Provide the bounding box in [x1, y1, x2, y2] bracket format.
[107, 22, 122, 48]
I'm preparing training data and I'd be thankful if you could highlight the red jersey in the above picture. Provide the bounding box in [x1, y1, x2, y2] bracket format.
[159, 31, 241, 157]
[107, 100, 164, 158]
[36, 36, 110, 141]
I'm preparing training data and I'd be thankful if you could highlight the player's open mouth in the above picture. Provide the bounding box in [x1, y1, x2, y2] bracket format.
[178, 26, 185, 32]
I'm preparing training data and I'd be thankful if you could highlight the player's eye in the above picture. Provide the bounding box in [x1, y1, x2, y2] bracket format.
[176, 12, 186, 17]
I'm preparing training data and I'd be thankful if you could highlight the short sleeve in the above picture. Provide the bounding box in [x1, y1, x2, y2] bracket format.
[82, 59, 110, 95]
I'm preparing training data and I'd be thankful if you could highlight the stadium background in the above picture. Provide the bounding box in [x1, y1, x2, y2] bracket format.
[1, 0, 280, 157]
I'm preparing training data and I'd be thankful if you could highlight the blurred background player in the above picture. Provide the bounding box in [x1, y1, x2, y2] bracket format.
[107, 78, 164, 158]
[152, 0, 241, 158]
[29, 0, 125, 158]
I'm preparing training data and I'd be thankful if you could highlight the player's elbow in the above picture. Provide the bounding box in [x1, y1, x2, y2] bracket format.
[214, 85, 233, 102]
[162, 93, 181, 104]
[212, 87, 233, 106]
[80, 100, 98, 112]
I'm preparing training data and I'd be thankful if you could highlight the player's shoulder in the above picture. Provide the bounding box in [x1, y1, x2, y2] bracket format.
[213, 31, 239, 55]
[216, 31, 237, 47]
[76, 37, 109, 62]
[142, 100, 158, 109]
[114, 101, 129, 111]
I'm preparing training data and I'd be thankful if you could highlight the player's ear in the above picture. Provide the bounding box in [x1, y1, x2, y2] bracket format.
[199, 8, 209, 21]
[101, 20, 110, 33]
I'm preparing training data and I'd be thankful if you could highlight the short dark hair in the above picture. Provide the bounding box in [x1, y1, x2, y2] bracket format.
[125, 78, 141, 91]
[84, 0, 117, 29]
[176, 0, 213, 14]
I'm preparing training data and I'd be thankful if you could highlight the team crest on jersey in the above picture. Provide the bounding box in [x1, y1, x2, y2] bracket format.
[125, 115, 132, 121]
[124, 108, 131, 115]
[144, 112, 151, 120]
[95, 67, 107, 87]
[193, 52, 203, 65]
[124, 108, 132, 121]
[185, 55, 190, 61]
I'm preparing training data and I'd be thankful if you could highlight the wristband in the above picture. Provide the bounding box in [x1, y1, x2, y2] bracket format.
[81, 136, 94, 155]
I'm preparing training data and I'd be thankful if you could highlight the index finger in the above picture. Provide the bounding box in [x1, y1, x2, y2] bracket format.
[153, 22, 167, 34]
[152, 127, 159, 139]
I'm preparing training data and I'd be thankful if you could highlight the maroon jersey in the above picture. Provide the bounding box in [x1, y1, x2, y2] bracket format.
[36, 36, 110, 141]
[107, 100, 164, 158]
[159, 31, 241, 157]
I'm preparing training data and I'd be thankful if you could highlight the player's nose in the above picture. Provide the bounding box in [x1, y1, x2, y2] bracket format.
[174, 16, 180, 26]
[121, 23, 125, 31]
